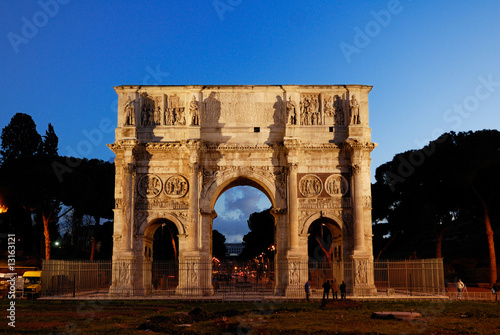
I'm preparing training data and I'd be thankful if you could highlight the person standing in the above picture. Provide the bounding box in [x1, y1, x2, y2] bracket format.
[493, 281, 499, 301]
[457, 279, 465, 300]
[304, 280, 310, 302]
[331, 278, 338, 300]
[340, 281, 347, 299]
[322, 280, 331, 301]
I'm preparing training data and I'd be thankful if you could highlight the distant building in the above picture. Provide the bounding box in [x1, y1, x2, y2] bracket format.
[225, 243, 244, 257]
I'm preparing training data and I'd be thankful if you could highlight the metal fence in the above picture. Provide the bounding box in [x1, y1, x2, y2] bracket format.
[42, 260, 112, 297]
[42, 259, 448, 299]
[373, 259, 445, 296]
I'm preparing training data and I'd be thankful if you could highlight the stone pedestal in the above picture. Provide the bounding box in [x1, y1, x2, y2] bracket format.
[109, 255, 138, 296]
[351, 254, 377, 296]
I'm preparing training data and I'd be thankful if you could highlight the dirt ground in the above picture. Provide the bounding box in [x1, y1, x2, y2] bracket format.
[1, 299, 500, 334]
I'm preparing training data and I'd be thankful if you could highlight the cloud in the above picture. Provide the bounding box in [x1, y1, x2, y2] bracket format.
[213, 186, 271, 243]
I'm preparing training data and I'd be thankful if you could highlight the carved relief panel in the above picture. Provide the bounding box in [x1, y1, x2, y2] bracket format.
[137, 174, 162, 198]
[137, 174, 189, 200]
[164, 94, 186, 126]
[300, 94, 320, 125]
[140, 93, 159, 127]
[164, 175, 189, 198]
[324, 174, 349, 196]
[299, 174, 322, 198]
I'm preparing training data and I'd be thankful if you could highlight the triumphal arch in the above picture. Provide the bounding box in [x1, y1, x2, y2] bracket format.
[108, 85, 377, 297]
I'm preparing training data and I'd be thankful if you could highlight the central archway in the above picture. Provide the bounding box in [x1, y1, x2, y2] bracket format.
[208, 177, 281, 294]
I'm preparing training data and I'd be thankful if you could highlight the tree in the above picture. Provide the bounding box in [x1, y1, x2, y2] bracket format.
[0, 114, 114, 260]
[450, 131, 500, 285]
[41, 123, 58, 157]
[212, 229, 227, 260]
[56, 158, 114, 260]
[0, 113, 41, 165]
[240, 208, 275, 260]
[373, 130, 499, 285]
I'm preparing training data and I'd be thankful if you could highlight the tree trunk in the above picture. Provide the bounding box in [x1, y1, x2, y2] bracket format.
[168, 226, 178, 263]
[90, 238, 96, 261]
[42, 211, 52, 260]
[435, 235, 442, 259]
[472, 185, 497, 286]
[481, 204, 497, 285]
[90, 215, 100, 262]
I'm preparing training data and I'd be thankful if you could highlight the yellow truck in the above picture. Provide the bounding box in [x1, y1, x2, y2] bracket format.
[22, 271, 42, 299]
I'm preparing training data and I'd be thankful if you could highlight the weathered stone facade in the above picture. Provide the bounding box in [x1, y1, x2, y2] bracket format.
[108, 85, 377, 296]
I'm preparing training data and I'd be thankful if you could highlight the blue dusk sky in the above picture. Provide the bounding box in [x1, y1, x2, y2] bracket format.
[1, 1, 499, 242]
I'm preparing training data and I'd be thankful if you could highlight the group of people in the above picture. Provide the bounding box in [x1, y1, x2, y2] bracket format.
[304, 279, 346, 301]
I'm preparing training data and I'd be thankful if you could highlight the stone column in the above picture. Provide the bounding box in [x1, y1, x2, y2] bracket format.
[188, 162, 199, 251]
[109, 140, 138, 297]
[351, 163, 365, 254]
[177, 140, 205, 296]
[122, 162, 135, 251]
[288, 163, 299, 250]
[347, 141, 377, 296]
[199, 209, 217, 295]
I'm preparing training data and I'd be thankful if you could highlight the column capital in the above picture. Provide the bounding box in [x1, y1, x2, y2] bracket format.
[344, 139, 377, 153]
[351, 164, 362, 175]
[188, 163, 199, 174]
[288, 163, 299, 172]
[123, 162, 136, 175]
[271, 207, 287, 216]
[200, 208, 217, 219]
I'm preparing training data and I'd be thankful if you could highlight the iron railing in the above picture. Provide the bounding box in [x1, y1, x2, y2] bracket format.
[41, 259, 451, 299]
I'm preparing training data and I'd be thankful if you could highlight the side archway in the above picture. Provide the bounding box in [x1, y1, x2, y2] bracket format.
[304, 213, 344, 291]
[135, 215, 189, 295]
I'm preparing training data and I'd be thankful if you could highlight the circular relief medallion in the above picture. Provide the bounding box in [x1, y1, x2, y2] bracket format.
[138, 174, 162, 198]
[325, 174, 349, 196]
[299, 174, 323, 198]
[164, 175, 189, 198]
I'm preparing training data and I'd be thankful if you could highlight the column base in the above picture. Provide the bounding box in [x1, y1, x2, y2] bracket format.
[350, 254, 377, 296]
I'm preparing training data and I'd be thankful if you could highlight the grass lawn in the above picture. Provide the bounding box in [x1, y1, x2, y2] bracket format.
[1, 299, 499, 334]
